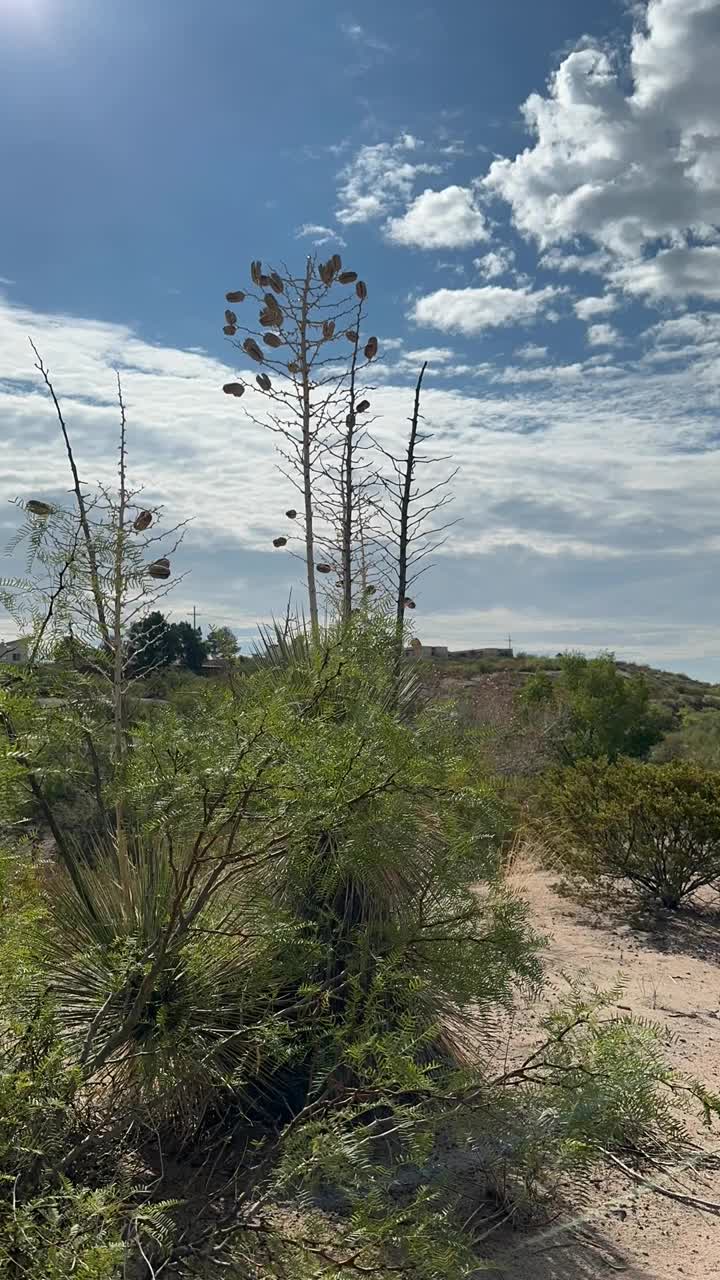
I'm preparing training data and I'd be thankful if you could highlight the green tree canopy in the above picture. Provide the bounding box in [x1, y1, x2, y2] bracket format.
[206, 625, 239, 659]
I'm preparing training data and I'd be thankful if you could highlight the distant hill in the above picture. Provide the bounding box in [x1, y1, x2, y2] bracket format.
[419, 652, 720, 730]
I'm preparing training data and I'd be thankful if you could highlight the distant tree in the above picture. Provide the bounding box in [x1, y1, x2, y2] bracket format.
[173, 621, 208, 674]
[127, 611, 178, 675]
[206, 625, 239, 660]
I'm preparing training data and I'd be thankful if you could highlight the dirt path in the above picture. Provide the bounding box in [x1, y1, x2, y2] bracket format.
[484, 868, 720, 1279]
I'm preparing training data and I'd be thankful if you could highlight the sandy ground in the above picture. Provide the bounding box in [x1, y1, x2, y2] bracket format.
[482, 866, 720, 1279]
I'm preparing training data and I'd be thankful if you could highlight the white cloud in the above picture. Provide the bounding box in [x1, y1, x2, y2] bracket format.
[474, 247, 516, 279]
[586, 322, 621, 347]
[483, 0, 720, 299]
[574, 293, 618, 320]
[515, 343, 548, 360]
[385, 185, 489, 249]
[400, 346, 456, 364]
[5, 295, 720, 671]
[411, 284, 561, 336]
[611, 245, 720, 301]
[336, 136, 441, 224]
[295, 223, 347, 248]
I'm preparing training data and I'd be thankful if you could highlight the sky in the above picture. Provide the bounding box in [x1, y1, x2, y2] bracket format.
[1, 0, 720, 677]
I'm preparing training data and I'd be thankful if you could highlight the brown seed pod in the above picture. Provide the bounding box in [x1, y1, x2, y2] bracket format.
[226, 290, 246, 303]
[243, 338, 264, 363]
[133, 510, 153, 532]
[263, 332, 284, 348]
[273, 536, 287, 548]
[147, 559, 171, 580]
[269, 271, 284, 294]
[356, 399, 370, 413]
[364, 584, 377, 595]
[345, 329, 358, 343]
[346, 412, 356, 429]
[26, 499, 53, 517]
[316, 562, 332, 574]
[329, 253, 342, 274]
[322, 319, 335, 341]
[223, 381, 245, 396]
[403, 597, 416, 609]
[223, 324, 237, 336]
[356, 280, 368, 301]
[364, 336, 378, 361]
[256, 373, 272, 391]
[287, 361, 299, 374]
[263, 294, 283, 324]
[224, 309, 237, 325]
[318, 261, 334, 286]
[286, 509, 297, 519]
[250, 260, 262, 285]
[338, 270, 357, 284]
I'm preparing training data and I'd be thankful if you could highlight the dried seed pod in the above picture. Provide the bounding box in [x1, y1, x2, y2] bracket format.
[26, 499, 53, 517]
[256, 373, 272, 391]
[223, 381, 245, 396]
[403, 597, 416, 609]
[338, 270, 357, 284]
[356, 399, 370, 413]
[345, 329, 358, 343]
[273, 536, 287, 548]
[364, 336, 378, 360]
[263, 294, 283, 324]
[133, 510, 153, 532]
[226, 290, 246, 303]
[259, 274, 271, 288]
[356, 280, 368, 301]
[318, 261, 334, 285]
[287, 361, 299, 373]
[269, 271, 284, 294]
[223, 324, 237, 335]
[286, 508, 297, 519]
[322, 319, 335, 341]
[250, 260, 262, 285]
[263, 332, 284, 348]
[364, 584, 377, 595]
[224, 309, 237, 325]
[329, 253, 342, 274]
[346, 411, 356, 429]
[147, 559, 171, 580]
[316, 562, 332, 574]
[243, 338, 264, 363]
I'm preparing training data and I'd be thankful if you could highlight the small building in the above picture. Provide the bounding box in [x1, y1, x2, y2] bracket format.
[0, 638, 29, 665]
[404, 644, 449, 660]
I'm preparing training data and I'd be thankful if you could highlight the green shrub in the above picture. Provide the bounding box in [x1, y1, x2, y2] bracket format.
[541, 757, 720, 907]
[652, 707, 720, 769]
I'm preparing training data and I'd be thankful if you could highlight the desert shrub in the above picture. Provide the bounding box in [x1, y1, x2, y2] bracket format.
[541, 757, 720, 907]
[518, 654, 666, 764]
[652, 707, 720, 769]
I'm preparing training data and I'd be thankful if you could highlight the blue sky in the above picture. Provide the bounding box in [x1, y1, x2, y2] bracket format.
[2, 0, 720, 677]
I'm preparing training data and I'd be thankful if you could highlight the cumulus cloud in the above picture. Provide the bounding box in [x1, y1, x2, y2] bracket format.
[385, 185, 489, 248]
[474, 247, 516, 279]
[611, 245, 720, 301]
[411, 284, 561, 336]
[574, 293, 618, 320]
[514, 343, 548, 360]
[296, 223, 347, 247]
[586, 322, 622, 347]
[482, 0, 720, 299]
[336, 135, 441, 224]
